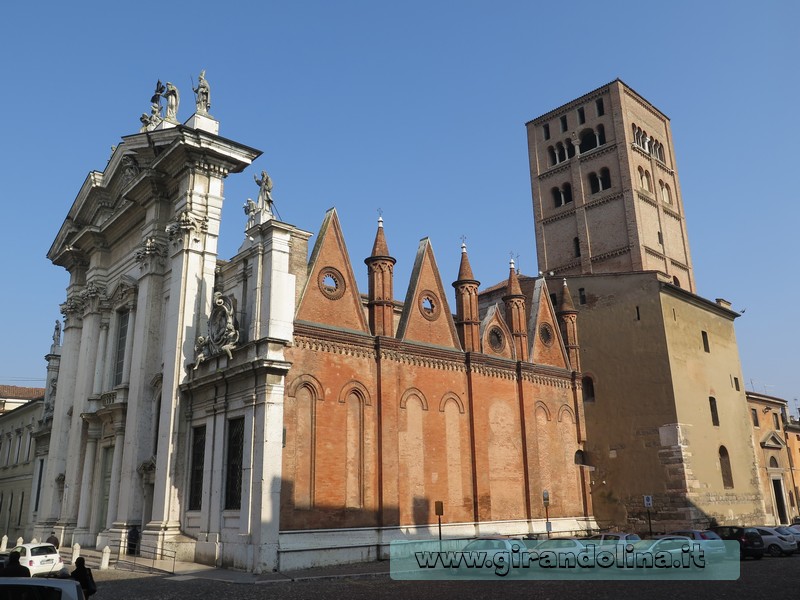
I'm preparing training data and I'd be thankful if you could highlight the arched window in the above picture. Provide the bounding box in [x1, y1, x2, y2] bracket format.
[644, 170, 652, 192]
[600, 167, 611, 190]
[769, 456, 779, 469]
[548, 146, 557, 167]
[719, 446, 734, 489]
[562, 183, 573, 204]
[638, 166, 646, 189]
[663, 183, 671, 204]
[573, 237, 581, 257]
[582, 376, 595, 402]
[657, 145, 665, 162]
[579, 128, 597, 153]
[557, 142, 566, 163]
[709, 397, 719, 426]
[589, 172, 600, 194]
[672, 276, 681, 288]
[597, 124, 606, 146]
[566, 139, 576, 159]
[552, 187, 562, 208]
[574, 450, 586, 465]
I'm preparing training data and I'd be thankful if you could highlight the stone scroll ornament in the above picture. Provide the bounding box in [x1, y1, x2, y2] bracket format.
[193, 292, 240, 369]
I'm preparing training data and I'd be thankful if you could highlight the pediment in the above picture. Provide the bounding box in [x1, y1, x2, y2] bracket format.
[396, 238, 460, 349]
[480, 304, 515, 359]
[295, 208, 370, 334]
[527, 278, 570, 368]
[760, 430, 785, 449]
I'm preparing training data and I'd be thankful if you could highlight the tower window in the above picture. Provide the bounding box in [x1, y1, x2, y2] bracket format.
[547, 146, 557, 166]
[600, 168, 611, 190]
[573, 237, 581, 257]
[543, 123, 550, 140]
[734, 377, 740, 391]
[550, 293, 558, 307]
[774, 413, 780, 430]
[702, 331, 710, 353]
[577, 107, 585, 124]
[596, 98, 604, 116]
[579, 288, 586, 304]
[709, 397, 719, 427]
[751, 408, 759, 427]
[658, 231, 663, 245]
[224, 417, 245, 510]
[560, 115, 568, 132]
[582, 376, 595, 402]
[719, 446, 734, 489]
[636, 306, 640, 321]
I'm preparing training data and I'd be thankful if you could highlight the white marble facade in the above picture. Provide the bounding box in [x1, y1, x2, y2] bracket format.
[36, 97, 305, 572]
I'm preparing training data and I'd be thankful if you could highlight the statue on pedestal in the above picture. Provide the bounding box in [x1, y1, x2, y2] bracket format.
[164, 82, 180, 122]
[192, 70, 211, 115]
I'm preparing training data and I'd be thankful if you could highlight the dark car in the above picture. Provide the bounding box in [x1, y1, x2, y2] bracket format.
[709, 526, 764, 560]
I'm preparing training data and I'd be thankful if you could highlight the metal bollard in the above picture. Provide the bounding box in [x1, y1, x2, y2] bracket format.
[100, 546, 110, 570]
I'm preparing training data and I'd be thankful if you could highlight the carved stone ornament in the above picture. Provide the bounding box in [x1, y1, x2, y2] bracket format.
[120, 155, 141, 187]
[193, 292, 240, 368]
[134, 237, 167, 268]
[166, 210, 208, 246]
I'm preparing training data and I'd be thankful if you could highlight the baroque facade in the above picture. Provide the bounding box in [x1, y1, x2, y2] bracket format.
[34, 76, 594, 572]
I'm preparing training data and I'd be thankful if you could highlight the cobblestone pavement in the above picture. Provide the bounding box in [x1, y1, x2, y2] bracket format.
[89, 554, 795, 600]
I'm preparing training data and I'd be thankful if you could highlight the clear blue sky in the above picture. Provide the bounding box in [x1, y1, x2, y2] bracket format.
[1, 1, 797, 406]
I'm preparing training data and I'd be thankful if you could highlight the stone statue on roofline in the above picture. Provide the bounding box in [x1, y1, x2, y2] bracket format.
[164, 82, 180, 122]
[192, 70, 211, 115]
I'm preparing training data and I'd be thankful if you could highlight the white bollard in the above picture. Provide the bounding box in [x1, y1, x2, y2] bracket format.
[100, 546, 110, 570]
[72, 543, 81, 564]
[0, 535, 7, 552]
[16, 537, 23, 546]
[31, 538, 39, 544]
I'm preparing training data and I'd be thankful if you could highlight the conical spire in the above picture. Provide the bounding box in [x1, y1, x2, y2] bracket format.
[559, 278, 576, 312]
[457, 243, 476, 281]
[506, 259, 523, 296]
[371, 216, 390, 257]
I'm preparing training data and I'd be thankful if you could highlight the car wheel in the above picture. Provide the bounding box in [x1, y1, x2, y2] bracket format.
[768, 544, 782, 558]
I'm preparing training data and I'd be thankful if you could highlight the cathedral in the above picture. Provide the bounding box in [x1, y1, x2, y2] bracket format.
[30, 75, 593, 572]
[23, 76, 773, 573]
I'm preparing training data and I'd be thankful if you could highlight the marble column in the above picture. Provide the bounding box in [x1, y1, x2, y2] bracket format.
[106, 425, 126, 530]
[76, 418, 101, 530]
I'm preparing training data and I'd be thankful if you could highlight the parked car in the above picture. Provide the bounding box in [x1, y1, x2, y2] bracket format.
[709, 526, 764, 560]
[0, 577, 85, 599]
[616, 537, 700, 574]
[454, 537, 530, 575]
[584, 532, 641, 547]
[773, 526, 799, 552]
[10, 543, 64, 577]
[662, 530, 727, 560]
[754, 526, 796, 557]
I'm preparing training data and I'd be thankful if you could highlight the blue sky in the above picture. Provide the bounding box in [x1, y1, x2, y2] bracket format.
[1, 1, 797, 405]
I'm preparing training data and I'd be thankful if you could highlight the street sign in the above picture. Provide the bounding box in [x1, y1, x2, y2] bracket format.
[643, 495, 653, 508]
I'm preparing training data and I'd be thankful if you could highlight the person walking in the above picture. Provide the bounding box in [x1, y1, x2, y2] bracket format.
[46, 531, 60, 549]
[71, 557, 97, 597]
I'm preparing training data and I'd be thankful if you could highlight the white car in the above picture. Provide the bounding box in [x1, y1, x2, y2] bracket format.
[10, 543, 64, 577]
[755, 527, 796, 557]
[0, 577, 85, 599]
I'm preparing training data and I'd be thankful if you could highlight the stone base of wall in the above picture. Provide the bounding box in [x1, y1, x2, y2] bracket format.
[278, 517, 598, 571]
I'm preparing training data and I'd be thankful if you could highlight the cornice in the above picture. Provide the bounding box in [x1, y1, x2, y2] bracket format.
[536, 162, 571, 181]
[637, 191, 658, 208]
[663, 206, 682, 221]
[624, 88, 668, 123]
[590, 245, 632, 263]
[578, 142, 617, 163]
[584, 192, 623, 211]
[541, 206, 576, 225]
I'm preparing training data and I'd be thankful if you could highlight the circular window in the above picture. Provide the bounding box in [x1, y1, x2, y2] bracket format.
[539, 322, 554, 347]
[418, 290, 441, 321]
[488, 327, 505, 352]
[318, 267, 346, 300]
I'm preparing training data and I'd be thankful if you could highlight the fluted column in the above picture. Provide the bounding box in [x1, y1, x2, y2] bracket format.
[121, 306, 136, 385]
[106, 425, 126, 529]
[76, 418, 101, 529]
[92, 322, 109, 395]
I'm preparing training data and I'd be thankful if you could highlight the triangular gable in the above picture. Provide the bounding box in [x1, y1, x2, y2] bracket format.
[295, 208, 370, 334]
[528, 278, 570, 368]
[480, 304, 515, 360]
[396, 238, 461, 349]
[760, 431, 786, 450]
